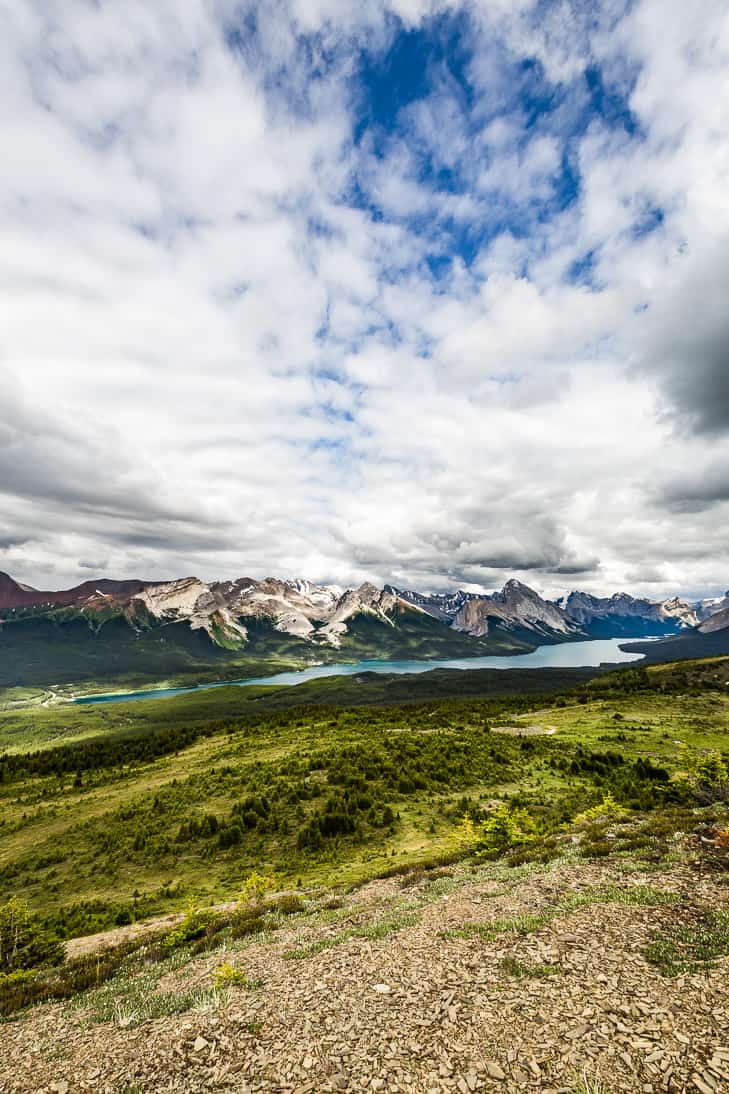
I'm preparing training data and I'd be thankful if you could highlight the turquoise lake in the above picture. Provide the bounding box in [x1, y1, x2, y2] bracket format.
[72, 636, 652, 706]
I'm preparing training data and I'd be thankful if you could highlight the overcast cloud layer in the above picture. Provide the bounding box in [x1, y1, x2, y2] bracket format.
[2, 0, 729, 599]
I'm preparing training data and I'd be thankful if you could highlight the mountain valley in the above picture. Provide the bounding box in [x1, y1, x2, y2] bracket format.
[2, 650, 729, 1094]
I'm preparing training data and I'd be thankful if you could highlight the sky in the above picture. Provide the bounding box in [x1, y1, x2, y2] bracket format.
[1, 0, 729, 600]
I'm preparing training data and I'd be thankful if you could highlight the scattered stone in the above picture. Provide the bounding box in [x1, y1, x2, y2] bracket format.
[485, 1061, 506, 1080]
[3, 856, 729, 1094]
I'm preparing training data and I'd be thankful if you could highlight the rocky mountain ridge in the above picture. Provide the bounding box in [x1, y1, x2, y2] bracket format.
[128, 577, 423, 649]
[2, 571, 729, 652]
[557, 590, 702, 634]
[0, 571, 156, 612]
[698, 605, 729, 634]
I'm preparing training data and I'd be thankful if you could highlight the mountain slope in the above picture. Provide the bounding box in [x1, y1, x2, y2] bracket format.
[697, 592, 729, 620]
[558, 591, 698, 637]
[0, 576, 517, 689]
[395, 579, 583, 642]
[333, 599, 530, 660]
[387, 587, 473, 622]
[452, 578, 582, 641]
[623, 597, 729, 662]
[3, 666, 729, 1093]
[624, 625, 729, 663]
[0, 572, 157, 611]
[698, 605, 729, 634]
[5, 851, 727, 1094]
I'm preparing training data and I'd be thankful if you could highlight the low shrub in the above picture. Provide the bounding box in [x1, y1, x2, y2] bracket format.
[505, 838, 563, 867]
[0, 898, 65, 974]
[164, 903, 223, 951]
[229, 907, 266, 940]
[212, 961, 260, 988]
[572, 792, 627, 826]
[499, 956, 561, 979]
[454, 804, 537, 859]
[0, 935, 166, 1016]
[269, 894, 305, 916]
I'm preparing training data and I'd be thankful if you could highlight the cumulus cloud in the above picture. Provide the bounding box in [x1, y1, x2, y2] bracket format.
[639, 242, 729, 436]
[651, 449, 729, 514]
[1, 0, 728, 598]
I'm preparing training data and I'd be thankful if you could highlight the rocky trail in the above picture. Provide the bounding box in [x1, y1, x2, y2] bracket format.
[2, 851, 728, 1094]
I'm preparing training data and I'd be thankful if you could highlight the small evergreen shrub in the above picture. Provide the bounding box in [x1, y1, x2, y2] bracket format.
[677, 746, 729, 800]
[239, 871, 274, 908]
[454, 804, 537, 858]
[164, 902, 221, 951]
[572, 792, 627, 826]
[0, 898, 65, 973]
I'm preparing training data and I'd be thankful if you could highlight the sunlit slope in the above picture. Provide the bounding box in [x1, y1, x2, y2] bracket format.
[1, 655, 727, 939]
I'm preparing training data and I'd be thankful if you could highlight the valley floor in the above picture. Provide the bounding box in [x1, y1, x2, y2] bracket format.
[2, 846, 728, 1094]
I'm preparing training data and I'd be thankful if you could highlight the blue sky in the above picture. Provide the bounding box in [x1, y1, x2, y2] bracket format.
[1, 0, 729, 598]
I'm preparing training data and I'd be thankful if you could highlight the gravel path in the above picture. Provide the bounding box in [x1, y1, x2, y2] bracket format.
[2, 856, 728, 1093]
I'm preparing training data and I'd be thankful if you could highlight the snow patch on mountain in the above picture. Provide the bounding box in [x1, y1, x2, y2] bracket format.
[134, 578, 248, 646]
[560, 590, 699, 631]
[316, 583, 418, 647]
[658, 597, 700, 628]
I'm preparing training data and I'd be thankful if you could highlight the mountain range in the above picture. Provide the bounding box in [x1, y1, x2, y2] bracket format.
[1, 570, 728, 689]
[1, 568, 726, 687]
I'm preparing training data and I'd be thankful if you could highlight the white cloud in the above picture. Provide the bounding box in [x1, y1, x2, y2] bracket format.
[0, 0, 728, 600]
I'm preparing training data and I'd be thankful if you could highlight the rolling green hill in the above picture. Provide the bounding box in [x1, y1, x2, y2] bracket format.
[623, 627, 729, 664]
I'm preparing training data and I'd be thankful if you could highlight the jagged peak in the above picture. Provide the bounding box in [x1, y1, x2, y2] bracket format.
[2, 569, 723, 648]
[353, 581, 384, 601]
[499, 578, 542, 599]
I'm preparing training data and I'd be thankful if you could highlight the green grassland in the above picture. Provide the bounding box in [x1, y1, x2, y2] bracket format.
[0, 664, 597, 755]
[1, 656, 728, 943]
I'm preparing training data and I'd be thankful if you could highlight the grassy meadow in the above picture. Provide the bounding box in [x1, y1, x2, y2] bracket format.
[1, 656, 728, 943]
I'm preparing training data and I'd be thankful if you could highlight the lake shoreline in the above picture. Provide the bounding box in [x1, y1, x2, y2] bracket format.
[72, 636, 661, 706]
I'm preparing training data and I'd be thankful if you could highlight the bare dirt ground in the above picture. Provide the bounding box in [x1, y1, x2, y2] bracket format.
[2, 853, 728, 1094]
[64, 904, 239, 961]
[490, 725, 557, 737]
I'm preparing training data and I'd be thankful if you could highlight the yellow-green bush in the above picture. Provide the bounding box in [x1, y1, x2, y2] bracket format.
[454, 804, 536, 858]
[0, 898, 65, 973]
